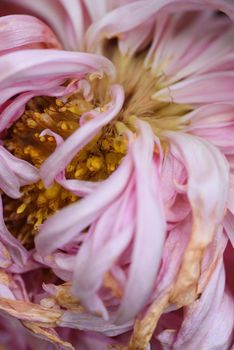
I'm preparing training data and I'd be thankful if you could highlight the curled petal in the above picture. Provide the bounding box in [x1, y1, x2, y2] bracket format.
[35, 151, 132, 256]
[0, 81, 81, 132]
[116, 120, 166, 323]
[164, 132, 229, 305]
[0, 146, 38, 198]
[0, 49, 115, 105]
[40, 84, 124, 187]
[0, 146, 39, 187]
[183, 103, 234, 154]
[0, 195, 29, 266]
[72, 178, 135, 318]
[172, 260, 234, 350]
[0, 15, 61, 55]
[0, 297, 61, 325]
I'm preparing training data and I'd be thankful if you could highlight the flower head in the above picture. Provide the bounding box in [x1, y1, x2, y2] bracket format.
[0, 1, 234, 349]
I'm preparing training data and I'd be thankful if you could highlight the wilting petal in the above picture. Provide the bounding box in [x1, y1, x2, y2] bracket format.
[171, 259, 234, 350]
[163, 132, 229, 305]
[0, 15, 61, 55]
[0, 195, 29, 266]
[59, 310, 132, 336]
[40, 84, 124, 187]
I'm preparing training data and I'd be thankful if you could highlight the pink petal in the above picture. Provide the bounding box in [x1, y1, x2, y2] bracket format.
[71, 178, 135, 318]
[0, 81, 81, 132]
[154, 73, 234, 105]
[0, 15, 61, 55]
[0, 146, 39, 187]
[40, 84, 124, 187]
[35, 151, 133, 256]
[163, 132, 229, 304]
[86, 0, 234, 54]
[116, 120, 166, 323]
[183, 104, 234, 154]
[152, 13, 233, 83]
[0, 153, 21, 198]
[173, 259, 234, 350]
[0, 49, 115, 104]
[0, 0, 85, 50]
[0, 195, 29, 266]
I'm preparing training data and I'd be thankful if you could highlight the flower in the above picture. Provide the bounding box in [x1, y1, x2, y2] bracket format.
[0, 1, 234, 349]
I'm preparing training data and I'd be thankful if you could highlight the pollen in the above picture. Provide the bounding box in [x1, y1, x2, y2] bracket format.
[2, 92, 127, 248]
[2, 44, 190, 249]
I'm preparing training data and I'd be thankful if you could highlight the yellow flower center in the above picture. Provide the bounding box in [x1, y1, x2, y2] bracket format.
[2, 46, 190, 248]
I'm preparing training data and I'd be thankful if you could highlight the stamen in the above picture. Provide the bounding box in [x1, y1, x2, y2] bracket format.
[2, 45, 190, 249]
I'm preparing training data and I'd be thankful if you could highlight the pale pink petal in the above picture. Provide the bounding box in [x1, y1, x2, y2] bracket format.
[0, 81, 81, 132]
[0, 15, 61, 55]
[163, 132, 229, 304]
[56, 176, 100, 197]
[0, 0, 85, 50]
[172, 260, 234, 350]
[0, 49, 115, 98]
[150, 13, 233, 83]
[86, 0, 234, 54]
[0, 49, 115, 131]
[59, 310, 132, 336]
[35, 151, 132, 256]
[0, 195, 29, 266]
[40, 129, 63, 146]
[154, 73, 234, 105]
[71, 178, 134, 318]
[83, 0, 112, 22]
[0, 146, 39, 187]
[0, 153, 21, 198]
[165, 131, 229, 236]
[153, 218, 190, 300]
[40, 84, 124, 187]
[183, 104, 234, 154]
[116, 120, 166, 323]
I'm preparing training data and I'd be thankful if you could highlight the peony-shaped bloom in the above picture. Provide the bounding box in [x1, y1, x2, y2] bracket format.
[0, 1, 234, 349]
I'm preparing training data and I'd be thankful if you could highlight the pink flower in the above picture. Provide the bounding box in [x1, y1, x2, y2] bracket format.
[0, 1, 234, 349]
